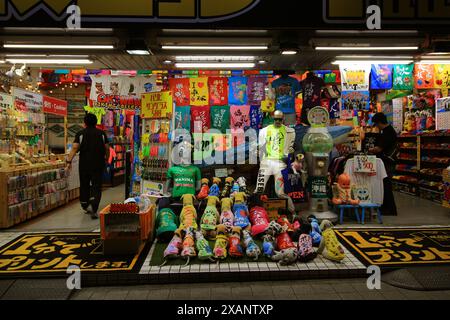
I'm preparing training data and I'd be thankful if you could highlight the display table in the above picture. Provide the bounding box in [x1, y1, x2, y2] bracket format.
[0, 161, 68, 228]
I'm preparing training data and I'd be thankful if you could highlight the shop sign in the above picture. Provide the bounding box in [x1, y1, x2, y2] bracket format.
[141, 91, 173, 119]
[12, 87, 43, 111]
[0, 93, 13, 109]
[0, 233, 143, 274]
[92, 94, 141, 110]
[309, 177, 328, 198]
[354, 155, 377, 174]
[43, 96, 68, 117]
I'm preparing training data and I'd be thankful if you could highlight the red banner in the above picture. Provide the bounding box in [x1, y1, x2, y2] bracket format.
[43, 96, 68, 116]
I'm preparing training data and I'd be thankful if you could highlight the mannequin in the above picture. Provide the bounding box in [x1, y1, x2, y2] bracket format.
[270, 71, 301, 127]
[165, 141, 201, 200]
[255, 110, 296, 214]
[300, 71, 325, 125]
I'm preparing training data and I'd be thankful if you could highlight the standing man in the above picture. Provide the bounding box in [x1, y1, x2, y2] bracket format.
[255, 110, 296, 214]
[66, 113, 109, 219]
[369, 112, 398, 216]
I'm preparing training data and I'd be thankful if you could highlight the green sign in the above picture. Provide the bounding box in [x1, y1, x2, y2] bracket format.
[309, 177, 328, 198]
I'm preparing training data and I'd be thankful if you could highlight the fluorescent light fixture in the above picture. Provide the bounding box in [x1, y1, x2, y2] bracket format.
[5, 54, 90, 58]
[316, 46, 418, 51]
[0, 60, 5, 64]
[423, 52, 450, 55]
[162, 29, 268, 34]
[2, 27, 114, 32]
[332, 60, 413, 65]
[175, 55, 255, 61]
[163, 60, 173, 64]
[336, 55, 414, 59]
[126, 50, 150, 55]
[281, 50, 298, 55]
[418, 60, 450, 64]
[175, 62, 255, 69]
[6, 58, 93, 65]
[258, 60, 267, 64]
[3, 44, 114, 49]
[162, 45, 268, 50]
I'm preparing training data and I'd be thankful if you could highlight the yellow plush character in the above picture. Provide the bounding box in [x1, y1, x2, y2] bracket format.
[213, 224, 229, 260]
[200, 196, 221, 240]
[317, 220, 345, 262]
[177, 194, 198, 231]
[231, 192, 247, 205]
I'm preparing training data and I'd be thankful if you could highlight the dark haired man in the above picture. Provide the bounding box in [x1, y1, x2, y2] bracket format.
[66, 113, 109, 219]
[369, 112, 398, 216]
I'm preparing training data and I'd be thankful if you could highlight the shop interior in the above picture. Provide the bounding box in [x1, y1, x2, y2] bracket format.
[0, 27, 449, 267]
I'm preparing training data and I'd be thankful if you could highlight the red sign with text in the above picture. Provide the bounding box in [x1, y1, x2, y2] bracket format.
[43, 96, 68, 116]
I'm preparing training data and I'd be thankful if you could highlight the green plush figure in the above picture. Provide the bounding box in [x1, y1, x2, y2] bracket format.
[195, 230, 214, 262]
[155, 208, 179, 242]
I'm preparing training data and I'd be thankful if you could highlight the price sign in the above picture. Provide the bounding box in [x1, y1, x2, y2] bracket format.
[354, 155, 377, 173]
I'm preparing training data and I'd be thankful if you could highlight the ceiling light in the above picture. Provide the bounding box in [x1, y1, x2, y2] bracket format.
[0, 60, 5, 64]
[163, 60, 173, 64]
[423, 52, 450, 56]
[332, 60, 413, 65]
[281, 50, 298, 55]
[162, 29, 268, 34]
[258, 60, 267, 64]
[6, 59, 93, 65]
[5, 54, 90, 58]
[3, 44, 114, 49]
[162, 45, 268, 50]
[336, 55, 414, 59]
[316, 46, 418, 51]
[175, 62, 255, 69]
[126, 50, 150, 55]
[175, 56, 255, 61]
[418, 60, 450, 64]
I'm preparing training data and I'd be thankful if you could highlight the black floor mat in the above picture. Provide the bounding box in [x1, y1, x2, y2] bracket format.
[382, 266, 450, 291]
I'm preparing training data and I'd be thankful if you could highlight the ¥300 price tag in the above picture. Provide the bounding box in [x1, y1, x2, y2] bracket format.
[354, 155, 377, 173]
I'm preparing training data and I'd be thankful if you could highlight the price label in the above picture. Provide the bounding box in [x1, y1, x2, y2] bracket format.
[354, 155, 377, 173]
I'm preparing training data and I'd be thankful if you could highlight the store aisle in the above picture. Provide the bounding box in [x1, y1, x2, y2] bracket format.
[10, 185, 125, 232]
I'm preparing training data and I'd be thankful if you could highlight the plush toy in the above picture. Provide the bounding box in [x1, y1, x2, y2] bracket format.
[209, 177, 221, 197]
[177, 194, 198, 232]
[230, 181, 240, 197]
[155, 208, 179, 242]
[220, 198, 234, 231]
[265, 220, 283, 237]
[197, 178, 210, 200]
[195, 230, 214, 262]
[228, 226, 244, 258]
[200, 196, 221, 240]
[308, 216, 322, 246]
[272, 226, 298, 265]
[232, 192, 251, 230]
[160, 233, 182, 266]
[317, 220, 345, 262]
[213, 224, 228, 260]
[277, 215, 294, 233]
[296, 223, 317, 262]
[180, 227, 197, 266]
[243, 230, 261, 261]
[249, 206, 270, 237]
[236, 177, 250, 196]
[262, 234, 276, 258]
[332, 173, 360, 206]
[221, 177, 235, 198]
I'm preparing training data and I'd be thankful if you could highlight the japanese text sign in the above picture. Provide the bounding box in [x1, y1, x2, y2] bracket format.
[43, 96, 68, 117]
[354, 155, 377, 173]
[141, 91, 173, 119]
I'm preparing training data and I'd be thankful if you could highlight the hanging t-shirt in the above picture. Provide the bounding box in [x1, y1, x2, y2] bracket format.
[167, 165, 201, 198]
[83, 106, 106, 125]
[175, 106, 191, 132]
[247, 76, 267, 105]
[344, 158, 387, 205]
[190, 77, 209, 106]
[300, 74, 325, 124]
[228, 77, 248, 105]
[191, 105, 211, 133]
[208, 77, 228, 106]
[230, 105, 250, 131]
[210, 105, 230, 133]
[370, 64, 393, 90]
[249, 105, 263, 131]
[271, 76, 301, 114]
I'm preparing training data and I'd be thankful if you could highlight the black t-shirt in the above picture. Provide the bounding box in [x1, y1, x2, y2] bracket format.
[74, 127, 108, 170]
[300, 75, 325, 124]
[376, 125, 398, 162]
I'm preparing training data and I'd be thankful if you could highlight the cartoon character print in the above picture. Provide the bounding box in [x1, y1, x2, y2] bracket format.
[95, 82, 104, 95]
[144, 82, 154, 93]
[110, 82, 120, 95]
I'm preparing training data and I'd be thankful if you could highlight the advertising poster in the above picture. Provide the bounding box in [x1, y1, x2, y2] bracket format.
[339, 64, 371, 91]
[341, 91, 370, 111]
[436, 98, 450, 130]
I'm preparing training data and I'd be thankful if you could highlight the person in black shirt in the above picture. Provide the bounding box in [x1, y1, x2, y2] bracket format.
[369, 112, 398, 216]
[66, 113, 109, 219]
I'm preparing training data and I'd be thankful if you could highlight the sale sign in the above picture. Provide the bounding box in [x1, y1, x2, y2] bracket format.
[141, 91, 173, 119]
[354, 155, 377, 173]
[43, 96, 68, 116]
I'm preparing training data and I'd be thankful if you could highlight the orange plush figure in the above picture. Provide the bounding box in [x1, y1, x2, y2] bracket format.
[332, 174, 360, 206]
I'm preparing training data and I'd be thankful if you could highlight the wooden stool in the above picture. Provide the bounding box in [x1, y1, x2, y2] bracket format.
[336, 204, 360, 225]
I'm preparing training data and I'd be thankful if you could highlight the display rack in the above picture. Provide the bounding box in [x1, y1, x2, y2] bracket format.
[107, 142, 131, 187]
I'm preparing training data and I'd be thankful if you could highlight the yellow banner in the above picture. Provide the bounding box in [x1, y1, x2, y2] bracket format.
[189, 77, 209, 106]
[141, 91, 173, 119]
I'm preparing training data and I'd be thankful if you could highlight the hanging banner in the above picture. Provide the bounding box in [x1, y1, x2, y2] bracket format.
[434, 64, 450, 90]
[414, 64, 435, 89]
[43, 96, 68, 117]
[228, 76, 248, 105]
[370, 64, 393, 90]
[392, 98, 404, 134]
[208, 77, 228, 106]
[436, 98, 450, 131]
[339, 64, 371, 91]
[247, 76, 267, 105]
[249, 105, 263, 131]
[191, 105, 211, 133]
[230, 105, 250, 131]
[393, 64, 414, 90]
[341, 91, 370, 111]
[141, 91, 173, 119]
[189, 77, 209, 106]
[210, 105, 230, 134]
[175, 106, 191, 131]
[169, 78, 190, 106]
